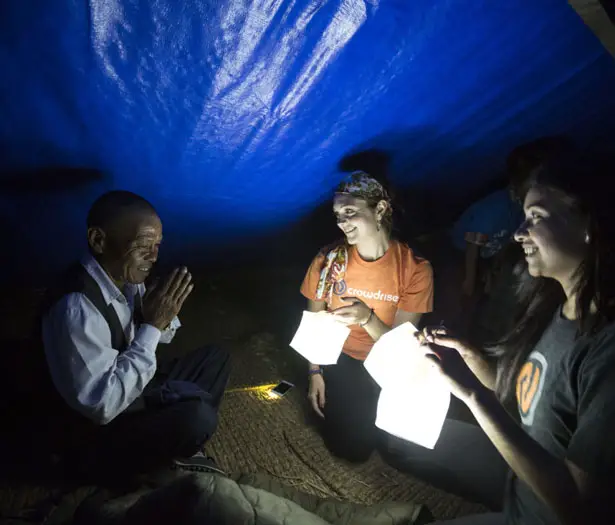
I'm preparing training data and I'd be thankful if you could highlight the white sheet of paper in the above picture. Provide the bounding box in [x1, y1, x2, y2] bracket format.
[289, 310, 351, 365]
[364, 322, 450, 448]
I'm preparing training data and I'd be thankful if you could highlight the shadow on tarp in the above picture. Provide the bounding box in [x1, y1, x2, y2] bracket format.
[0, 166, 110, 285]
[0, 166, 106, 195]
[337, 128, 516, 239]
[194, 134, 496, 275]
[339, 148, 391, 179]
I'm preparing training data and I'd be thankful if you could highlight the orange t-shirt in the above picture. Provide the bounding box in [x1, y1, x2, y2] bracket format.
[300, 240, 434, 360]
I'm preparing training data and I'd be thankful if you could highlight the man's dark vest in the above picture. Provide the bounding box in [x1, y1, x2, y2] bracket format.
[38, 263, 142, 451]
[42, 263, 135, 350]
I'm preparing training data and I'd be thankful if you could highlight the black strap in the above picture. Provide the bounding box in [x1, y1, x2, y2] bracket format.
[133, 290, 144, 329]
[43, 264, 128, 352]
[79, 270, 127, 352]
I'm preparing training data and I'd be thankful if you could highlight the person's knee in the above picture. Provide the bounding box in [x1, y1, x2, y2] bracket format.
[198, 344, 230, 365]
[215, 345, 232, 374]
[195, 344, 232, 380]
[323, 427, 375, 463]
[176, 399, 218, 445]
[380, 436, 432, 473]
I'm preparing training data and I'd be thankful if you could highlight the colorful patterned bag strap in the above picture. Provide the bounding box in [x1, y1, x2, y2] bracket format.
[315, 244, 348, 303]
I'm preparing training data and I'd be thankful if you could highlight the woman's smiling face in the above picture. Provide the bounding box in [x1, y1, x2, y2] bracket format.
[514, 184, 587, 283]
[332, 194, 383, 245]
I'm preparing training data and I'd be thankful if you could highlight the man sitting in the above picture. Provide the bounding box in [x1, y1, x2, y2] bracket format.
[39, 190, 230, 483]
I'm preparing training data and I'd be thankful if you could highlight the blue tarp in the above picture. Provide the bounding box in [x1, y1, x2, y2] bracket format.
[1, 0, 614, 279]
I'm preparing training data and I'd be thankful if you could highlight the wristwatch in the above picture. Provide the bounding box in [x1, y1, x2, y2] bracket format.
[308, 367, 323, 376]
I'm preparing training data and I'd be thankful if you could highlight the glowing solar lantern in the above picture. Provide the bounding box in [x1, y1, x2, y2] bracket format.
[364, 322, 425, 389]
[376, 382, 450, 449]
[364, 322, 450, 449]
[289, 311, 351, 365]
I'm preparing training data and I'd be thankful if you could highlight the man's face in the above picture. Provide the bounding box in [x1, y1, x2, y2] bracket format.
[89, 209, 163, 286]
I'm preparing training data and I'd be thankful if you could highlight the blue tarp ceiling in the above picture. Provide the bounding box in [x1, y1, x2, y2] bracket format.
[1, 0, 614, 278]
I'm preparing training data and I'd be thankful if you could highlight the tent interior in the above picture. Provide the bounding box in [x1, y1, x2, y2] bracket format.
[1, 1, 614, 523]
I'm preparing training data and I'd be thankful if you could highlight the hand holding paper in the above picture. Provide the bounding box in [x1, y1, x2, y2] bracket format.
[329, 297, 372, 326]
[364, 322, 450, 449]
[289, 310, 351, 365]
[363, 322, 434, 389]
[423, 340, 487, 405]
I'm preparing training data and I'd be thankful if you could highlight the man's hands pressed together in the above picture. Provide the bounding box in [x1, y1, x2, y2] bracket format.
[142, 267, 194, 331]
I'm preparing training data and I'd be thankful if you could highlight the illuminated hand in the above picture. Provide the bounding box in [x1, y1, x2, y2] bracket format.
[308, 374, 326, 418]
[142, 267, 194, 331]
[416, 327, 478, 360]
[330, 297, 372, 326]
[416, 327, 484, 403]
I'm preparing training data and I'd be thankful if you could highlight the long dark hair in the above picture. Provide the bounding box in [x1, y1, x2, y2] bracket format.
[490, 155, 615, 401]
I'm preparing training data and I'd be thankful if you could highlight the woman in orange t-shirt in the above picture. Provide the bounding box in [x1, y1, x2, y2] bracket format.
[300, 171, 434, 463]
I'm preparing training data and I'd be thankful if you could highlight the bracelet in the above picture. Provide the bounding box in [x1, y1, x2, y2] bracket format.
[308, 367, 323, 376]
[360, 308, 374, 327]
